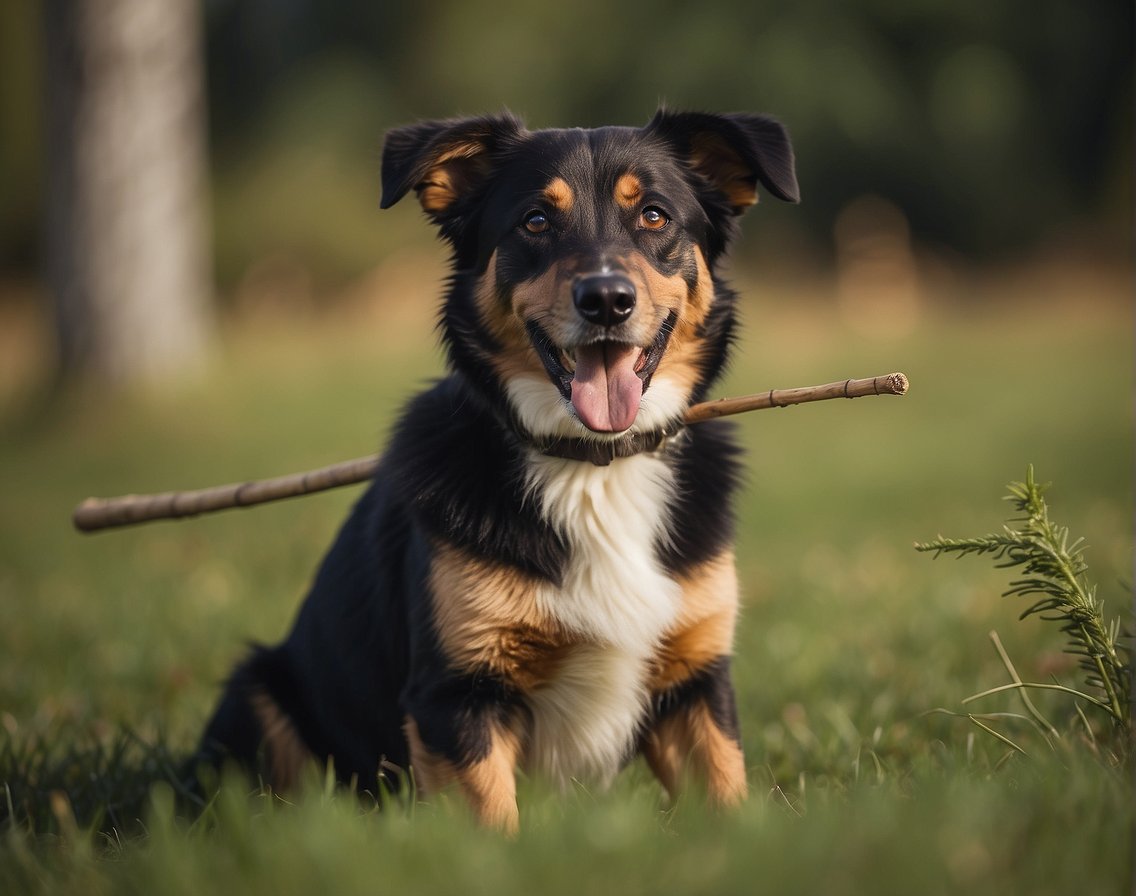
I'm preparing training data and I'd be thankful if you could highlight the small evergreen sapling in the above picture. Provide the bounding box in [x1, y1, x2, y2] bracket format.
[917, 467, 1131, 755]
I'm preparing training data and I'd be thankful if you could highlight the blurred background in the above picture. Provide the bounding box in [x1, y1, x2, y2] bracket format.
[0, 1, 1131, 752]
[0, 0, 1130, 397]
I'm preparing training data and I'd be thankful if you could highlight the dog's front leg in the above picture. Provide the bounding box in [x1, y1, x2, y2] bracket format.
[644, 555, 748, 807]
[642, 657, 748, 808]
[402, 703, 522, 834]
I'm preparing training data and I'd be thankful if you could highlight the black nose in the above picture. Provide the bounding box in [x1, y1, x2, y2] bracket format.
[572, 274, 636, 327]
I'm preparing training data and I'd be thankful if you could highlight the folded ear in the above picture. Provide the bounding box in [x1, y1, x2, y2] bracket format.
[380, 113, 525, 218]
[647, 110, 800, 212]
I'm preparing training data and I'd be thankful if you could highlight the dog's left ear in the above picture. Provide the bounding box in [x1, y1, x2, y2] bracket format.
[380, 113, 525, 219]
[647, 110, 800, 212]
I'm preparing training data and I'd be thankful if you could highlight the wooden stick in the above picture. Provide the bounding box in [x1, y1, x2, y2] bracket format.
[683, 370, 908, 422]
[72, 371, 907, 532]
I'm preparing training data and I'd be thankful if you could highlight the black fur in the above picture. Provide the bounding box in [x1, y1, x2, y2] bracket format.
[196, 109, 798, 804]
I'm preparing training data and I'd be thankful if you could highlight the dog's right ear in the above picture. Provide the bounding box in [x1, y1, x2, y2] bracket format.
[380, 114, 525, 220]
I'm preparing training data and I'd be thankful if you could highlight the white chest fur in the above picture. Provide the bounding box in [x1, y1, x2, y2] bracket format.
[522, 451, 681, 787]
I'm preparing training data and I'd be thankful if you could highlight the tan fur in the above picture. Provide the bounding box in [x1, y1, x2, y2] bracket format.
[648, 549, 738, 693]
[614, 172, 642, 209]
[249, 689, 314, 791]
[628, 246, 716, 401]
[404, 716, 522, 834]
[509, 261, 584, 339]
[416, 144, 493, 214]
[474, 253, 553, 386]
[695, 703, 748, 805]
[642, 550, 745, 805]
[641, 703, 747, 806]
[689, 134, 759, 211]
[429, 542, 578, 689]
[543, 177, 575, 214]
[505, 246, 714, 362]
[473, 251, 509, 331]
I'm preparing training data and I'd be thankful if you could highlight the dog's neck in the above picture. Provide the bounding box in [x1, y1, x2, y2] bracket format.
[526, 422, 687, 466]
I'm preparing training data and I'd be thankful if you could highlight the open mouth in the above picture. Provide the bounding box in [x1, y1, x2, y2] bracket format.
[526, 311, 677, 433]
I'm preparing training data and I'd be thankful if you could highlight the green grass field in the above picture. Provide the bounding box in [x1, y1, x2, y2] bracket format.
[1, 269, 1132, 895]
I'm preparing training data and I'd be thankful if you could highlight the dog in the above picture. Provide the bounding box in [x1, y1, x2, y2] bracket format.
[197, 109, 799, 831]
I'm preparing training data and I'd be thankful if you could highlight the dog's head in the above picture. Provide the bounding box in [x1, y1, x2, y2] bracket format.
[381, 110, 798, 442]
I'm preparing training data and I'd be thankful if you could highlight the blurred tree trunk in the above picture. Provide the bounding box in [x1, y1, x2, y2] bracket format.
[44, 0, 212, 388]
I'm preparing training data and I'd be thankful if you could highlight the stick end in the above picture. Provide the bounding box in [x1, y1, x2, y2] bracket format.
[72, 499, 104, 533]
[887, 372, 909, 395]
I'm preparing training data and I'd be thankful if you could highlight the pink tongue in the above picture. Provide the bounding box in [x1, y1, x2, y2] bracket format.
[570, 343, 643, 432]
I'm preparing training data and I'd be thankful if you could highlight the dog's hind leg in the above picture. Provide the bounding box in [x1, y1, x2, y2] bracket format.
[195, 648, 314, 791]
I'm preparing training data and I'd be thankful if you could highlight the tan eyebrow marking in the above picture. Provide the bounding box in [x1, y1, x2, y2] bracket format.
[543, 177, 574, 213]
[614, 172, 642, 209]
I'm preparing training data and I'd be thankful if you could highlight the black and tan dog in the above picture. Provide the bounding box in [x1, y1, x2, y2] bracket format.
[198, 109, 799, 831]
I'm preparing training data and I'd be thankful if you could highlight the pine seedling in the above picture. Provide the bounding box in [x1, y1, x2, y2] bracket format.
[916, 466, 1131, 745]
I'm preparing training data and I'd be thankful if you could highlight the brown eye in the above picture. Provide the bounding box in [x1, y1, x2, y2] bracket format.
[639, 206, 669, 230]
[524, 211, 550, 234]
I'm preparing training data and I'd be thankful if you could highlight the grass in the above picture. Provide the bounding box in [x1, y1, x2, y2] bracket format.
[3, 759, 1127, 896]
[0, 266, 1132, 894]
